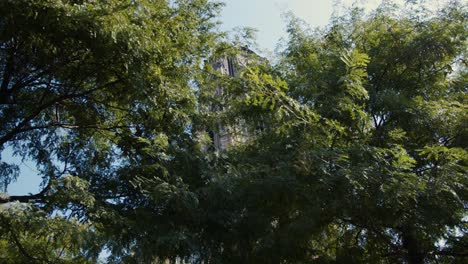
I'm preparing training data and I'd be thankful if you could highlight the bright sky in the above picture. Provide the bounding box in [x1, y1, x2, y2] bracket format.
[219, 0, 445, 53]
[219, 0, 333, 52]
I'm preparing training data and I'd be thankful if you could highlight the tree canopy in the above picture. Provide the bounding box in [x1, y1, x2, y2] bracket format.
[0, 0, 467, 263]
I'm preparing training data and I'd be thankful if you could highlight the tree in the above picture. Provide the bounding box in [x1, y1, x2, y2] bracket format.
[0, 0, 221, 262]
[1, 0, 467, 263]
[276, 3, 467, 263]
[194, 1, 467, 263]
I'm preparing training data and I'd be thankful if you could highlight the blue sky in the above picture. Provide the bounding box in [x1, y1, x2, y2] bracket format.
[218, 0, 444, 53]
[4, 147, 42, 195]
[219, 0, 334, 52]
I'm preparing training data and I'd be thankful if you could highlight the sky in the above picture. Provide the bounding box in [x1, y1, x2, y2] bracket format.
[219, 0, 334, 52]
[5, 0, 447, 195]
[219, 0, 446, 53]
[218, 0, 401, 53]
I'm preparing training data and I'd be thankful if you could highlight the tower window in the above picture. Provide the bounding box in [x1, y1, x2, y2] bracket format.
[227, 57, 235, 77]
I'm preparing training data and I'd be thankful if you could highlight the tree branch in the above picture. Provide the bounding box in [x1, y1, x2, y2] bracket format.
[0, 180, 51, 204]
[0, 194, 43, 204]
[0, 45, 16, 100]
[432, 251, 468, 257]
[10, 231, 45, 263]
[0, 79, 122, 147]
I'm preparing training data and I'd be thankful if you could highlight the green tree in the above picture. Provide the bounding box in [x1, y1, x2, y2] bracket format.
[196, 1, 467, 263]
[1, 0, 467, 263]
[0, 0, 221, 262]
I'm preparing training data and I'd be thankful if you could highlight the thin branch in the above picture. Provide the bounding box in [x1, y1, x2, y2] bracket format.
[0, 79, 122, 147]
[0, 45, 16, 98]
[432, 251, 468, 257]
[10, 227, 49, 263]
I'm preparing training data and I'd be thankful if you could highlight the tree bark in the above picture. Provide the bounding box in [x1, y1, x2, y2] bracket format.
[0, 194, 43, 204]
[0, 183, 49, 204]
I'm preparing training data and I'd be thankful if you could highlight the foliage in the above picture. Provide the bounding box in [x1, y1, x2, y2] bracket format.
[0, 0, 221, 262]
[191, 1, 467, 263]
[280, 2, 463, 264]
[0, 0, 467, 263]
[0, 203, 100, 263]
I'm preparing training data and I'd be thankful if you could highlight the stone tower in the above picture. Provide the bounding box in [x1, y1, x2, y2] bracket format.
[207, 51, 252, 151]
